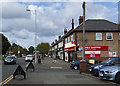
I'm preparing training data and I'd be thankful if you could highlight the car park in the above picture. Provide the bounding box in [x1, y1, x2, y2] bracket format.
[89, 58, 120, 76]
[25, 55, 34, 62]
[70, 60, 93, 70]
[4, 56, 17, 64]
[99, 63, 120, 84]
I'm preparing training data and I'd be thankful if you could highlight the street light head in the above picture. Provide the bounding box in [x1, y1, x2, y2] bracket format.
[26, 9, 31, 11]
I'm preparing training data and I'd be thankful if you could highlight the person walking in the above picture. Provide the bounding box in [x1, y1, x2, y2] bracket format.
[53, 53, 56, 63]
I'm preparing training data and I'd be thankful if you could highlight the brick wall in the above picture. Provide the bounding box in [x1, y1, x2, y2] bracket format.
[76, 32, 119, 61]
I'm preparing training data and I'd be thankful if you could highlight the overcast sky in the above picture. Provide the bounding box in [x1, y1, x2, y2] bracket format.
[0, 0, 119, 49]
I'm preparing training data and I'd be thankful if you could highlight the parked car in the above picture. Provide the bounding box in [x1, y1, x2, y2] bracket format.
[89, 58, 120, 76]
[4, 56, 17, 64]
[99, 63, 120, 84]
[70, 60, 93, 70]
[25, 55, 34, 62]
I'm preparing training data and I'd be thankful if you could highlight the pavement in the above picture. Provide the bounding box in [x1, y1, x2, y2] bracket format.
[5, 57, 119, 85]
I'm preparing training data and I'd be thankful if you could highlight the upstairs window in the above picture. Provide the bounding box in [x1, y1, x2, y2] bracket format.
[68, 37, 70, 43]
[106, 33, 113, 40]
[119, 33, 120, 40]
[71, 35, 73, 41]
[65, 38, 67, 44]
[96, 33, 102, 40]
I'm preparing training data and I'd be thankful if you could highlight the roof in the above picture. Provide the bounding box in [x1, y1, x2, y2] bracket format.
[75, 19, 119, 32]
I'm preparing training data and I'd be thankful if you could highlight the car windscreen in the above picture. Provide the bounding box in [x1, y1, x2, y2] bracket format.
[26, 56, 33, 58]
[6, 56, 15, 59]
[101, 59, 112, 63]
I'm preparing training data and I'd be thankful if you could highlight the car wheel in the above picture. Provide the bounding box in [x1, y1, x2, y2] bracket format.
[74, 66, 78, 70]
[115, 73, 120, 84]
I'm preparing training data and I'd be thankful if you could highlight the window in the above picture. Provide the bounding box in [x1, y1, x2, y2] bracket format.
[106, 33, 113, 40]
[96, 33, 102, 40]
[65, 38, 67, 44]
[68, 37, 70, 43]
[71, 35, 73, 41]
[119, 33, 120, 40]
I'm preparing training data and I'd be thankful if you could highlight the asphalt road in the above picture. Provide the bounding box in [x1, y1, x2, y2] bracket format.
[2, 57, 27, 82]
[6, 57, 119, 85]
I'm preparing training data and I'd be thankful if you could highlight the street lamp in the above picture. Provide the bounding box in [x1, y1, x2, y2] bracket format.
[82, 1, 86, 61]
[26, 9, 38, 63]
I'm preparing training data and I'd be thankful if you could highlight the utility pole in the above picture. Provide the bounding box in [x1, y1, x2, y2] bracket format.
[26, 9, 38, 63]
[82, 1, 86, 61]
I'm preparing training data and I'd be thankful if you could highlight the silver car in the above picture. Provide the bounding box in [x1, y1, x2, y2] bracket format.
[25, 55, 34, 62]
[99, 63, 120, 84]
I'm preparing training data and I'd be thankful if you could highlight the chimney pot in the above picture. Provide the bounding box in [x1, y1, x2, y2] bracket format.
[58, 35, 61, 39]
[55, 39, 57, 43]
[72, 19, 74, 29]
[79, 16, 83, 25]
[64, 28, 67, 34]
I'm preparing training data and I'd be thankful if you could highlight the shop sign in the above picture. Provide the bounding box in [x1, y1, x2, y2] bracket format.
[64, 47, 75, 52]
[113, 52, 116, 57]
[77, 46, 108, 51]
[85, 51, 101, 57]
[89, 60, 95, 64]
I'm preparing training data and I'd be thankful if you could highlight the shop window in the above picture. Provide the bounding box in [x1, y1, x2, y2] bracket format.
[106, 33, 113, 40]
[71, 35, 73, 41]
[96, 33, 102, 40]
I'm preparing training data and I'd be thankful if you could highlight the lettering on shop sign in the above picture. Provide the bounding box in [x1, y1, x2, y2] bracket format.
[77, 46, 108, 51]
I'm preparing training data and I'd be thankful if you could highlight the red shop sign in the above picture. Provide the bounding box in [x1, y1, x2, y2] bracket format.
[77, 46, 108, 51]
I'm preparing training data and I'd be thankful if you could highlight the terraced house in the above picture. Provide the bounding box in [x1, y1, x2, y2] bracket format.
[51, 16, 120, 64]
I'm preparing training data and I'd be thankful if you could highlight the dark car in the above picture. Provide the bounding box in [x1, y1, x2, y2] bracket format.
[89, 58, 120, 76]
[70, 60, 93, 70]
[4, 56, 17, 64]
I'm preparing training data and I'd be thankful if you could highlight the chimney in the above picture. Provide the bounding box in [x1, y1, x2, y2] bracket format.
[64, 28, 67, 34]
[72, 19, 74, 29]
[79, 16, 83, 25]
[58, 35, 61, 39]
[55, 39, 57, 43]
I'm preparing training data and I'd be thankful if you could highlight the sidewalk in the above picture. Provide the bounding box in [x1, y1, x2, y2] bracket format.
[7, 57, 117, 85]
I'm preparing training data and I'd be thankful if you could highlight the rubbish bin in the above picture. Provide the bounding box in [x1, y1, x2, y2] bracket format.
[38, 58, 41, 63]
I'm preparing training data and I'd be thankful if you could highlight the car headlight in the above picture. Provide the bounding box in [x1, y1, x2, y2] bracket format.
[5, 59, 7, 61]
[11, 59, 13, 61]
[94, 65, 102, 69]
[105, 70, 116, 73]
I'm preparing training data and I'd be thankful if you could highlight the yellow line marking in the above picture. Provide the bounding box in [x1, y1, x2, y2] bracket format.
[25, 63, 29, 67]
[50, 67, 62, 69]
[2, 76, 13, 85]
[0, 75, 13, 85]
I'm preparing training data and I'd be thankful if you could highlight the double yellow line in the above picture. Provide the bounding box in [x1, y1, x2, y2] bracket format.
[0, 75, 13, 86]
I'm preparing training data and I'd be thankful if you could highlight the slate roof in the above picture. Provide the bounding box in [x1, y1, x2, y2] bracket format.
[75, 19, 119, 32]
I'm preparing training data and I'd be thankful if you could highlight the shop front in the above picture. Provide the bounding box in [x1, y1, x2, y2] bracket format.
[58, 47, 63, 60]
[77, 46, 109, 64]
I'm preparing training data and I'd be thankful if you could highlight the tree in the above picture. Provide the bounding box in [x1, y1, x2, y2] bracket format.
[28, 46, 35, 54]
[0, 33, 11, 55]
[36, 43, 50, 54]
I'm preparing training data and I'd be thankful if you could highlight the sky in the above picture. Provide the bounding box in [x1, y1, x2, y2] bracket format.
[0, 0, 119, 49]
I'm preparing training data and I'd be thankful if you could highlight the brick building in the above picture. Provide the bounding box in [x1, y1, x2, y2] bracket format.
[51, 16, 120, 64]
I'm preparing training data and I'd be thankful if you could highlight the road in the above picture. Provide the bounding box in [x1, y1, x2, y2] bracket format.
[3, 57, 118, 85]
[2, 57, 27, 82]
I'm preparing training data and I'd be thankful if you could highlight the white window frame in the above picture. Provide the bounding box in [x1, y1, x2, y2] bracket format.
[71, 35, 73, 41]
[96, 33, 102, 40]
[106, 33, 113, 40]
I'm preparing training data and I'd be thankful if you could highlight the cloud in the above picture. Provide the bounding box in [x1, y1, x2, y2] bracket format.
[1, 2, 118, 48]
[0, 2, 30, 19]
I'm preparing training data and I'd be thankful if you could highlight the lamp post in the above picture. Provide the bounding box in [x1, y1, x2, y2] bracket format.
[26, 9, 37, 63]
[82, 1, 86, 61]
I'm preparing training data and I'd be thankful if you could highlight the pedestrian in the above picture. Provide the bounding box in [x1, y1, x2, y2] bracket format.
[53, 53, 56, 63]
